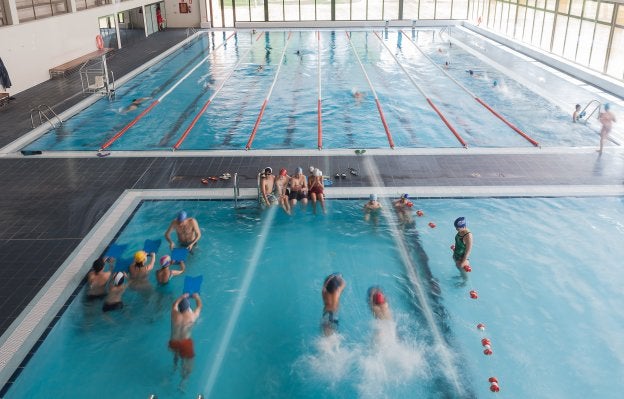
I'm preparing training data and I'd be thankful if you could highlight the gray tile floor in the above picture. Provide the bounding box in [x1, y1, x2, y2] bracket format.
[0, 28, 623, 339]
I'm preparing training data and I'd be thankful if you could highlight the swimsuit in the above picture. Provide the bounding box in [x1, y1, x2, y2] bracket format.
[288, 190, 306, 201]
[453, 230, 471, 261]
[310, 184, 323, 195]
[322, 311, 339, 327]
[102, 301, 123, 312]
[86, 293, 106, 301]
[260, 193, 278, 206]
[169, 338, 195, 359]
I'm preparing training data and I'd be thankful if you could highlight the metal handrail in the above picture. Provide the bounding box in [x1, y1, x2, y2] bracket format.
[30, 105, 62, 129]
[581, 99, 601, 121]
[233, 172, 240, 208]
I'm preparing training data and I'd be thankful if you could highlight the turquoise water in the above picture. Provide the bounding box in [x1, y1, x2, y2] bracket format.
[5, 196, 624, 398]
[23, 29, 602, 151]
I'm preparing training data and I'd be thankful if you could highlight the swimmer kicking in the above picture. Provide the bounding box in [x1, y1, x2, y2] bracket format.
[321, 273, 346, 336]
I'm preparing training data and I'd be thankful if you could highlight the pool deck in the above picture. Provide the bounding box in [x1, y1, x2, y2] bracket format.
[0, 28, 624, 339]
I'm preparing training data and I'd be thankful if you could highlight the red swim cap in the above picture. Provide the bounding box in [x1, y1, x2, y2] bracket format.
[279, 168, 287, 176]
[373, 291, 385, 305]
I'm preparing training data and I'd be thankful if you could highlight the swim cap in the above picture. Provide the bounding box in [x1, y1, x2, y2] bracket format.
[134, 250, 147, 263]
[160, 255, 171, 268]
[113, 272, 125, 286]
[279, 168, 287, 176]
[309, 166, 315, 173]
[373, 291, 386, 305]
[402, 193, 409, 199]
[604, 103, 610, 111]
[92, 258, 105, 272]
[178, 297, 191, 313]
[314, 168, 322, 177]
[493, 80, 498, 87]
[264, 167, 272, 174]
[325, 274, 342, 294]
[454, 217, 467, 228]
[177, 211, 188, 222]
[370, 194, 377, 201]
[469, 70, 474, 75]
[296, 167, 303, 174]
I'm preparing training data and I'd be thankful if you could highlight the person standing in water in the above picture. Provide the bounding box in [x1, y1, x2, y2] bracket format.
[452, 217, 473, 282]
[165, 210, 201, 251]
[86, 256, 114, 300]
[169, 293, 202, 387]
[156, 255, 186, 285]
[321, 273, 346, 336]
[598, 103, 617, 154]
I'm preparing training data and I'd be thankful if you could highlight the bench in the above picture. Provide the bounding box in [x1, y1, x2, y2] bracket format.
[49, 48, 113, 78]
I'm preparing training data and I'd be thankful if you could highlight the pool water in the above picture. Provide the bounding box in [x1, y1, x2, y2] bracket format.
[22, 29, 605, 152]
[5, 196, 624, 398]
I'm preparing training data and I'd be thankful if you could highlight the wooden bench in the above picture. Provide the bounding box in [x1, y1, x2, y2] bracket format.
[49, 48, 113, 78]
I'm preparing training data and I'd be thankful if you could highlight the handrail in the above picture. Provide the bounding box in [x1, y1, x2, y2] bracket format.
[30, 105, 62, 129]
[581, 99, 601, 121]
[233, 172, 240, 208]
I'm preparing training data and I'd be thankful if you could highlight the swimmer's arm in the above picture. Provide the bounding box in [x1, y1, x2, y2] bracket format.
[165, 221, 176, 249]
[190, 219, 201, 247]
[146, 252, 156, 271]
[171, 261, 186, 276]
[463, 233, 473, 261]
[193, 293, 202, 317]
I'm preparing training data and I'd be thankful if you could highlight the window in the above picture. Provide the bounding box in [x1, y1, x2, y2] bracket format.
[15, 0, 69, 22]
[606, 28, 624, 78]
[0, 0, 6, 26]
[76, 0, 113, 11]
[118, 12, 125, 23]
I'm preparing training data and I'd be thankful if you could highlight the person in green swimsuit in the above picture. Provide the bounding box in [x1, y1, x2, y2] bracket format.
[452, 217, 473, 280]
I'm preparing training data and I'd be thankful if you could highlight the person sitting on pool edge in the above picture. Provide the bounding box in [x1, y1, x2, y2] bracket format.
[364, 193, 382, 222]
[165, 210, 202, 252]
[452, 217, 473, 283]
[275, 168, 291, 215]
[156, 255, 186, 285]
[103, 272, 127, 312]
[259, 167, 278, 208]
[288, 167, 308, 206]
[308, 168, 326, 214]
[368, 286, 392, 320]
[321, 273, 346, 336]
[121, 97, 151, 114]
[86, 256, 115, 300]
[170, 293, 202, 387]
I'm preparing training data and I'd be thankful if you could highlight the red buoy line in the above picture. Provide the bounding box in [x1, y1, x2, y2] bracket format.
[372, 31, 467, 148]
[99, 32, 237, 151]
[317, 30, 323, 150]
[172, 32, 267, 150]
[399, 30, 539, 148]
[245, 31, 292, 150]
[345, 32, 395, 149]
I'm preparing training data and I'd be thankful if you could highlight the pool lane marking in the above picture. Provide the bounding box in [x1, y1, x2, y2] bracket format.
[317, 30, 323, 150]
[99, 32, 237, 151]
[245, 31, 293, 150]
[399, 30, 539, 148]
[372, 31, 467, 148]
[346, 31, 396, 149]
[172, 32, 267, 150]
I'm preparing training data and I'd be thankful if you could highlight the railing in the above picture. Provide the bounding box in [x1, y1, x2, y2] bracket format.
[581, 99, 601, 122]
[29, 104, 62, 129]
[79, 56, 116, 100]
[233, 172, 240, 208]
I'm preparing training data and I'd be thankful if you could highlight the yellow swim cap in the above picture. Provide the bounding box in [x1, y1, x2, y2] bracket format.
[134, 250, 147, 263]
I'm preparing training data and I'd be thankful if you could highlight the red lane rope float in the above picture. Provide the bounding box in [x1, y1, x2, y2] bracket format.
[317, 30, 323, 150]
[100, 100, 159, 150]
[475, 98, 539, 147]
[375, 99, 395, 148]
[426, 98, 468, 147]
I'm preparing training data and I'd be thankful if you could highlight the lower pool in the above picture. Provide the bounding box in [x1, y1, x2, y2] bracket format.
[3, 196, 624, 398]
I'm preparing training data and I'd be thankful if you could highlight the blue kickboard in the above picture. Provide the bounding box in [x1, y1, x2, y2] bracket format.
[104, 244, 126, 260]
[323, 178, 333, 187]
[171, 248, 189, 262]
[183, 275, 203, 295]
[143, 239, 162, 254]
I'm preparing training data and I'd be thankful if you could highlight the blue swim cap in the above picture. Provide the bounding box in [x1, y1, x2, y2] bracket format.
[177, 211, 187, 222]
[370, 194, 377, 201]
[402, 193, 409, 199]
[454, 217, 466, 228]
[178, 298, 191, 312]
[296, 167, 303, 174]
[604, 103, 610, 111]
[493, 80, 498, 87]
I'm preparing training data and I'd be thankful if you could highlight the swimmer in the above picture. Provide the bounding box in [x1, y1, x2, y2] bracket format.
[128, 250, 155, 291]
[256, 65, 264, 72]
[165, 211, 201, 251]
[321, 273, 346, 336]
[86, 256, 114, 300]
[363, 194, 382, 222]
[102, 272, 127, 312]
[393, 193, 413, 224]
[492, 80, 498, 88]
[156, 255, 186, 285]
[260, 167, 278, 207]
[368, 287, 392, 320]
[275, 168, 292, 215]
[351, 88, 365, 102]
[573, 104, 583, 123]
[598, 103, 617, 154]
[444, 61, 450, 69]
[308, 168, 326, 214]
[170, 293, 202, 387]
[452, 217, 473, 283]
[288, 167, 308, 206]
[121, 97, 151, 113]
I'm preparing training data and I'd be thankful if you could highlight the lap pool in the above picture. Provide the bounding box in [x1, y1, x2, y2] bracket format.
[1, 193, 623, 398]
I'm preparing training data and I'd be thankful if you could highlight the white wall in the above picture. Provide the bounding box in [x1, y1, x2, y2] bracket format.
[0, 0, 185, 95]
[163, 1, 200, 28]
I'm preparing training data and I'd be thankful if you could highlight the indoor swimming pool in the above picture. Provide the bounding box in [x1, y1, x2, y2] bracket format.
[3, 195, 624, 398]
[18, 27, 612, 153]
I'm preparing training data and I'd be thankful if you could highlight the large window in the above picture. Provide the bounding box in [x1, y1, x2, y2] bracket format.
[0, 0, 7, 26]
[15, 0, 69, 22]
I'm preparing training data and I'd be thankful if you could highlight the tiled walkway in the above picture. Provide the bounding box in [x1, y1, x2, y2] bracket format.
[0, 29, 623, 338]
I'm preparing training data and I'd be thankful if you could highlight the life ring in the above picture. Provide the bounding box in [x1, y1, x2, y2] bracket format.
[96, 34, 104, 50]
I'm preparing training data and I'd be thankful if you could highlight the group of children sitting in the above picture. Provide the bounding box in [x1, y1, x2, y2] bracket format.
[259, 166, 326, 214]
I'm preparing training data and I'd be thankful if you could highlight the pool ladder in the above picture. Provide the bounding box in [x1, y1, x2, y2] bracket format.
[30, 104, 62, 129]
[233, 172, 240, 208]
[580, 99, 601, 122]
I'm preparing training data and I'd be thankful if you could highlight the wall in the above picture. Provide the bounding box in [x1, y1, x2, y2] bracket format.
[163, 0, 200, 28]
